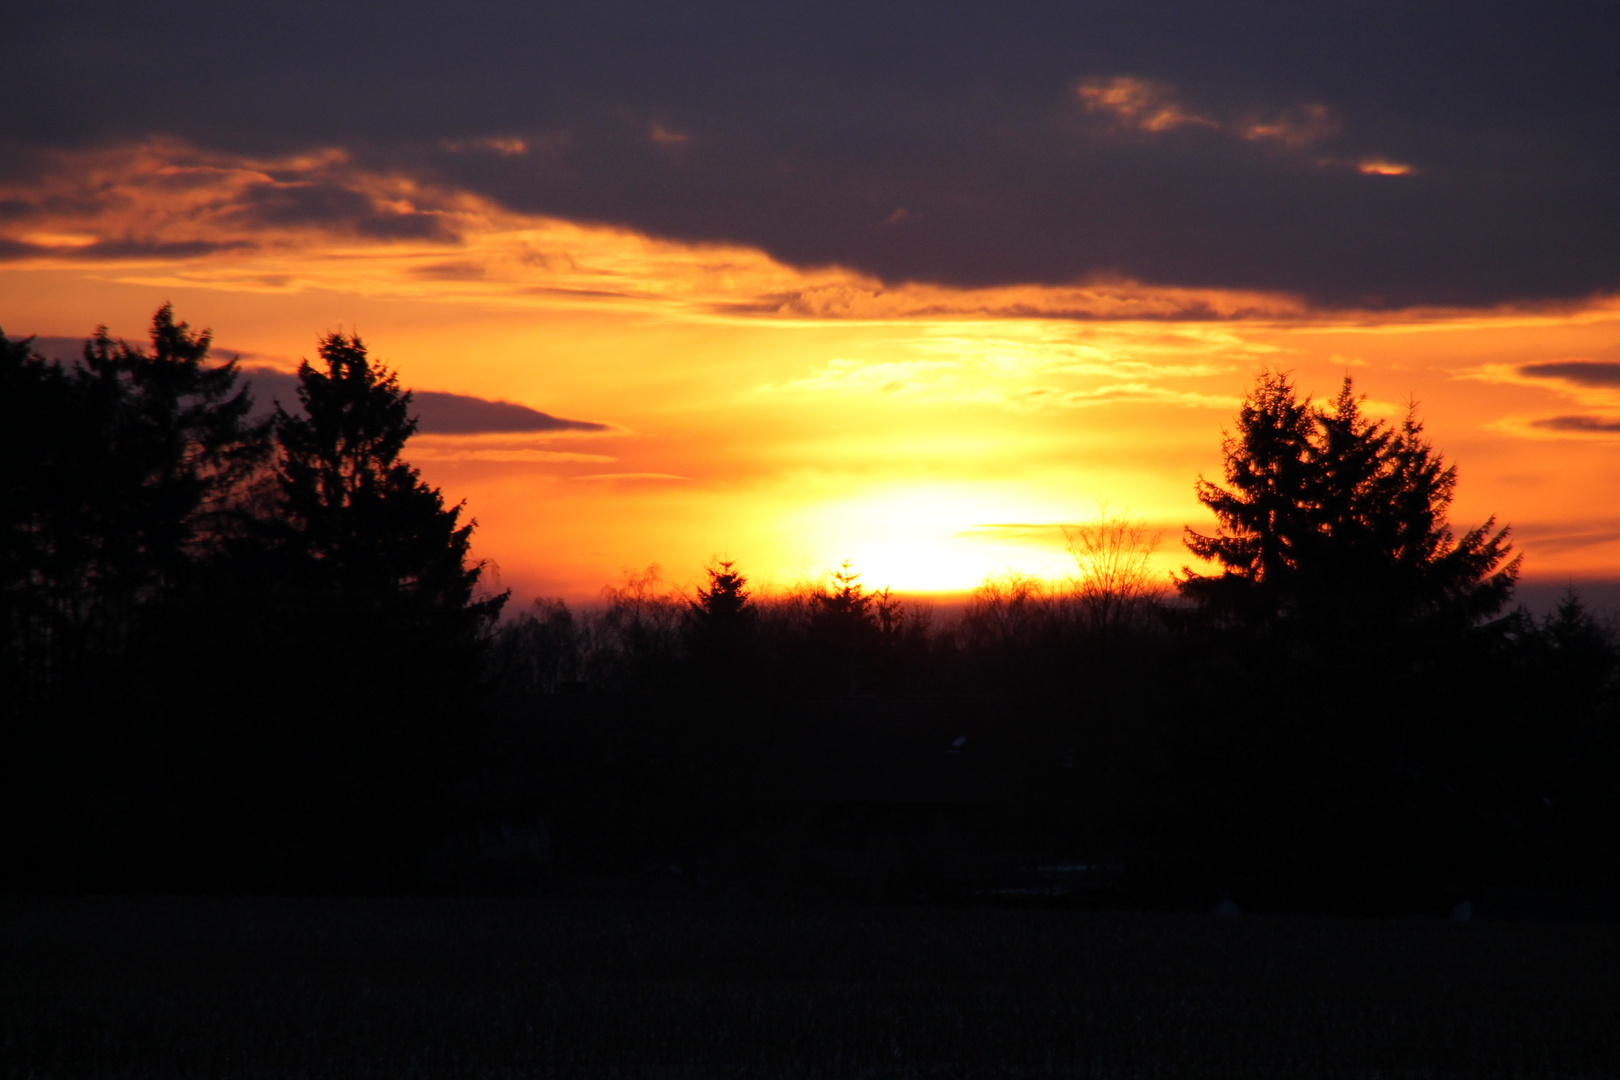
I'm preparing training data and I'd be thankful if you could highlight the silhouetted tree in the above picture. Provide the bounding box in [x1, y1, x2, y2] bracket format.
[690, 559, 752, 626]
[493, 597, 584, 695]
[1158, 373, 1531, 909]
[1, 308, 268, 700]
[591, 564, 685, 693]
[810, 561, 879, 695]
[686, 559, 755, 689]
[275, 333, 501, 620]
[1065, 502, 1165, 649]
[1181, 372, 1519, 647]
[263, 332, 507, 888]
[2, 308, 272, 888]
[1, 331, 83, 714]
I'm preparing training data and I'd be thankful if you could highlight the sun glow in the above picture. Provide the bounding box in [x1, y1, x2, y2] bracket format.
[5, 140, 1620, 602]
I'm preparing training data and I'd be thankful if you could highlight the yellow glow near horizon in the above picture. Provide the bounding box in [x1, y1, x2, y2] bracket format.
[5, 141, 1620, 604]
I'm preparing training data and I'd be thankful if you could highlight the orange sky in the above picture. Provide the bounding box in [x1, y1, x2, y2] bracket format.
[5, 144, 1620, 605]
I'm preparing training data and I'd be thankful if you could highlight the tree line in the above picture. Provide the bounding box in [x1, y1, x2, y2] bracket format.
[482, 376, 1620, 911]
[2, 307, 504, 891]
[4, 309, 1619, 909]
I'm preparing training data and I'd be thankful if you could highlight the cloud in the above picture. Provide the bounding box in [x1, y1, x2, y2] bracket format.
[761, 339, 1237, 413]
[409, 389, 608, 435]
[0, 235, 253, 261]
[7, 335, 91, 362]
[1077, 77, 1217, 133]
[574, 472, 686, 482]
[1510, 519, 1620, 554]
[1055, 384, 1235, 409]
[1519, 360, 1620, 387]
[1529, 415, 1620, 435]
[959, 523, 1071, 544]
[406, 446, 614, 463]
[5, 3, 1618, 308]
[0, 339, 611, 438]
[236, 366, 607, 435]
[229, 179, 457, 241]
[1358, 160, 1413, 177]
[1240, 104, 1338, 148]
[0, 142, 469, 261]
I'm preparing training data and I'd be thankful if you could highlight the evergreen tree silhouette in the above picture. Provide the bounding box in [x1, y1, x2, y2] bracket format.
[1, 307, 271, 888]
[267, 332, 507, 888]
[811, 561, 877, 695]
[1172, 371, 1523, 908]
[687, 559, 754, 682]
[1180, 372, 1518, 644]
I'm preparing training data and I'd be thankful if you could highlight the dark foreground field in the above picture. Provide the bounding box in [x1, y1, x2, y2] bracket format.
[4, 896, 1619, 1079]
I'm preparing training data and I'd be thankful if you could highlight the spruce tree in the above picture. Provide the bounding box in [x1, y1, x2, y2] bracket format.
[1180, 371, 1518, 644]
[268, 332, 507, 887]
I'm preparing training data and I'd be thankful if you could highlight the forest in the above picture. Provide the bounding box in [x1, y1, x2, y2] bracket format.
[5, 307, 1619, 915]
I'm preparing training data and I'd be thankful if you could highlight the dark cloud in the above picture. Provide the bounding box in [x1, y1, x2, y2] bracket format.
[240, 367, 607, 435]
[409, 389, 607, 435]
[1520, 361, 1620, 387]
[76, 238, 256, 259]
[0, 238, 47, 259]
[1529, 416, 1620, 434]
[0, 237, 254, 261]
[230, 180, 457, 241]
[412, 261, 486, 280]
[6, 335, 87, 361]
[2, 336, 608, 435]
[7, 2, 1619, 308]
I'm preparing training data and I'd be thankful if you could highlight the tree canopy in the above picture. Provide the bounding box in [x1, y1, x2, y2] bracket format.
[1180, 371, 1519, 647]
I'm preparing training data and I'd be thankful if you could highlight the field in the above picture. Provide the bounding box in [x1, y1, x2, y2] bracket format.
[4, 895, 1619, 1079]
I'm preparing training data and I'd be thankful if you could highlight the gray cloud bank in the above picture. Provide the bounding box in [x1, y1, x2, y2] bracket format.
[6, 2, 1619, 309]
[239, 367, 607, 436]
[10, 336, 605, 435]
[1530, 416, 1620, 435]
[1520, 361, 1620, 388]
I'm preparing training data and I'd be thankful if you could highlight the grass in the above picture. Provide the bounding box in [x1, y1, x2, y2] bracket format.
[4, 895, 1619, 1078]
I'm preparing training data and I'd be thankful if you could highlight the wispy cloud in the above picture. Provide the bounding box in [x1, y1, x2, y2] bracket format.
[1529, 415, 1620, 435]
[1075, 76, 1411, 178]
[407, 447, 615, 463]
[1053, 383, 1235, 409]
[759, 329, 1240, 413]
[1457, 358, 1620, 411]
[0, 142, 473, 263]
[1520, 360, 1620, 387]
[1077, 77, 1218, 133]
[1240, 104, 1338, 147]
[240, 366, 608, 435]
[574, 472, 687, 482]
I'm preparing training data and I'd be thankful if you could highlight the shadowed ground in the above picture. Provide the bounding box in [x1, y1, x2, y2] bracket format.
[4, 896, 1618, 1078]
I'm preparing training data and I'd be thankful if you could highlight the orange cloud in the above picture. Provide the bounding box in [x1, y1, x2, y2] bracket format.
[1076, 77, 1217, 133]
[1240, 103, 1339, 147]
[1358, 159, 1413, 176]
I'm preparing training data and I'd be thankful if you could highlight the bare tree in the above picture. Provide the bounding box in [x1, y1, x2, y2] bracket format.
[959, 569, 1058, 656]
[585, 564, 686, 689]
[1064, 502, 1165, 644]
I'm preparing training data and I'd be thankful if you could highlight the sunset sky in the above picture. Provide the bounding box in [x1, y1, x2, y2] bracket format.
[5, 3, 1619, 605]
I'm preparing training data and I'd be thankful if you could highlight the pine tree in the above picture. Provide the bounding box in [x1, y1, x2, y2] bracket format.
[684, 560, 755, 693]
[268, 332, 507, 887]
[811, 561, 877, 696]
[1180, 371, 1518, 644]
[274, 332, 505, 624]
[1, 307, 271, 888]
